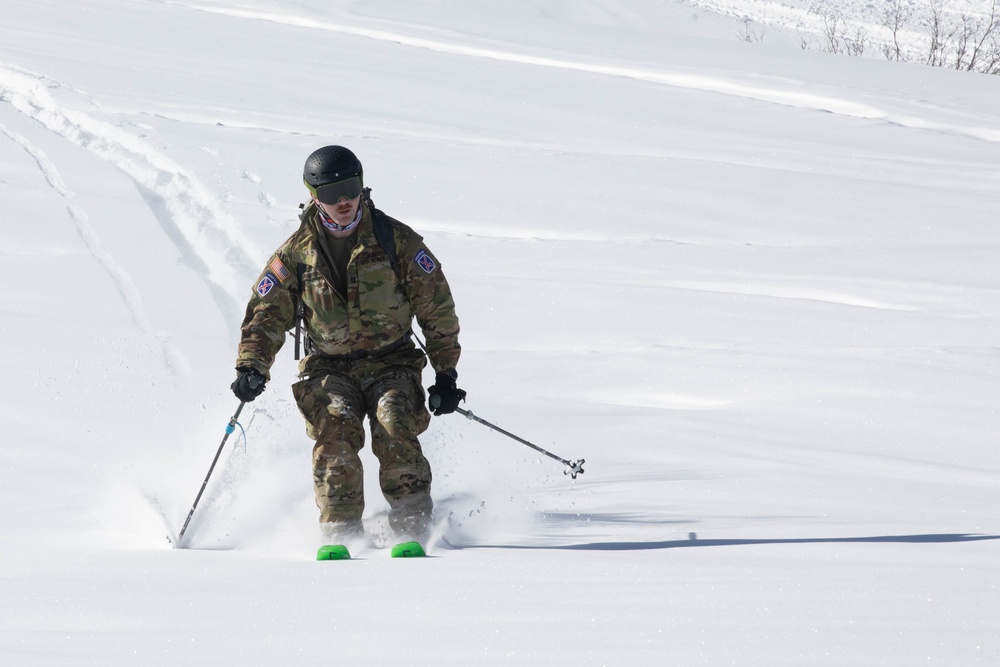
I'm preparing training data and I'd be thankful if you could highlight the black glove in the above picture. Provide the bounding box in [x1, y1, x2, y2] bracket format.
[428, 371, 466, 416]
[231, 367, 266, 402]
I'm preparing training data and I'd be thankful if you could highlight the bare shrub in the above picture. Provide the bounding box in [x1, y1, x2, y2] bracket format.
[882, 0, 914, 61]
[738, 17, 766, 44]
[844, 26, 872, 57]
[924, 0, 956, 66]
[956, 1, 1000, 72]
[748, 0, 1000, 75]
[822, 13, 844, 54]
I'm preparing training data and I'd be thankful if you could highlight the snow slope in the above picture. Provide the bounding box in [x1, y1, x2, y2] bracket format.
[1, 0, 999, 664]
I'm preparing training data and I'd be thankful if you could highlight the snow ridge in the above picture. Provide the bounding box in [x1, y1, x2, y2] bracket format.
[181, 3, 1000, 142]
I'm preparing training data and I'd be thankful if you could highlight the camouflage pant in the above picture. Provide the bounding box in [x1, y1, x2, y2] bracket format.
[291, 346, 433, 537]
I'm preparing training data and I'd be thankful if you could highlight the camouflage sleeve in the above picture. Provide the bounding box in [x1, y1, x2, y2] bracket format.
[235, 252, 298, 381]
[397, 228, 461, 374]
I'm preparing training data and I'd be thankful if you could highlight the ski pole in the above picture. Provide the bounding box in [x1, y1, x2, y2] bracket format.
[455, 407, 585, 479]
[175, 401, 246, 545]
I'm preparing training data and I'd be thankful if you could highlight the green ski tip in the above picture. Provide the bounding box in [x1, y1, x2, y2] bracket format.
[391, 541, 426, 558]
[317, 544, 351, 560]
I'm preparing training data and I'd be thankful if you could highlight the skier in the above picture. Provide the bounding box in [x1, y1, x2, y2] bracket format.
[230, 145, 465, 546]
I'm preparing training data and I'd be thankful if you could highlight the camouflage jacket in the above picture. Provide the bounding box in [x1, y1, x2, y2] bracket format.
[236, 201, 460, 380]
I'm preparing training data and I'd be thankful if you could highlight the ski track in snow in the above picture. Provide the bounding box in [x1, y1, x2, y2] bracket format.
[179, 2, 1000, 143]
[0, 63, 261, 320]
[0, 121, 193, 376]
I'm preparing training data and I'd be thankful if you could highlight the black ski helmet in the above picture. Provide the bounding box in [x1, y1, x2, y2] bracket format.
[303, 145, 363, 190]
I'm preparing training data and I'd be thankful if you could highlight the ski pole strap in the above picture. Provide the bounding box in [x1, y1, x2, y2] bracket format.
[225, 418, 249, 452]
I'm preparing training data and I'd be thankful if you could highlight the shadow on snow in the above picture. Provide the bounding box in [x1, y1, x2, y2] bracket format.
[447, 533, 1000, 551]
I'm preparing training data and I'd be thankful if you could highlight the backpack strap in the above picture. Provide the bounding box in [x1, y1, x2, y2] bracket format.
[290, 204, 313, 361]
[363, 187, 415, 342]
[293, 261, 309, 360]
[363, 187, 400, 277]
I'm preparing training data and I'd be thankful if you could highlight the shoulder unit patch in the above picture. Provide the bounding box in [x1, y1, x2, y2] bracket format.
[414, 249, 437, 274]
[256, 273, 277, 297]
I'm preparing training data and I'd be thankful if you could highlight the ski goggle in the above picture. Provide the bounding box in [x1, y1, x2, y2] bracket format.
[307, 175, 362, 204]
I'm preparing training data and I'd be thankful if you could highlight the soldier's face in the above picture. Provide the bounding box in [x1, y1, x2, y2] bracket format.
[316, 194, 361, 228]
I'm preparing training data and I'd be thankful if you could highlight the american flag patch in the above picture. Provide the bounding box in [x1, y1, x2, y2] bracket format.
[270, 257, 291, 282]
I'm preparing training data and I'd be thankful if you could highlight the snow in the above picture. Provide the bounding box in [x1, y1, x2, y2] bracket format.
[2, 0, 999, 664]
